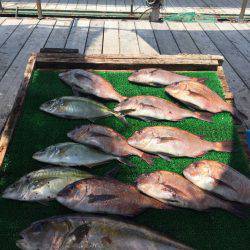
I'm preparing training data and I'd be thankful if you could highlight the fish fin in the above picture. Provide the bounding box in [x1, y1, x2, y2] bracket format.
[192, 78, 207, 84]
[72, 86, 82, 96]
[213, 141, 233, 152]
[157, 153, 171, 161]
[149, 82, 164, 87]
[138, 116, 156, 122]
[118, 109, 136, 114]
[194, 112, 213, 123]
[104, 166, 120, 178]
[156, 136, 180, 143]
[37, 200, 50, 206]
[213, 178, 238, 193]
[112, 111, 129, 126]
[117, 157, 136, 167]
[140, 153, 158, 165]
[223, 201, 249, 219]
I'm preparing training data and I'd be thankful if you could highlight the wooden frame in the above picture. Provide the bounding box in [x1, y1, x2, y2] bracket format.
[0, 52, 248, 167]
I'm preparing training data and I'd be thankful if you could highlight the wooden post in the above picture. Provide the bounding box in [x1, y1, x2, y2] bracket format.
[36, 0, 43, 19]
[130, 0, 134, 14]
[0, 1, 3, 11]
[239, 0, 248, 20]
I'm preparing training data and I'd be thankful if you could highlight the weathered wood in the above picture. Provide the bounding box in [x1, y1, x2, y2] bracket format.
[65, 19, 90, 54]
[0, 19, 56, 134]
[167, 22, 200, 54]
[134, 20, 159, 55]
[215, 22, 250, 62]
[119, 20, 140, 54]
[0, 18, 38, 81]
[84, 19, 104, 55]
[239, 0, 248, 19]
[0, 54, 36, 167]
[103, 20, 120, 54]
[200, 22, 250, 88]
[0, 18, 21, 48]
[184, 22, 247, 93]
[35, 53, 221, 71]
[151, 21, 180, 55]
[44, 18, 73, 48]
[231, 22, 250, 42]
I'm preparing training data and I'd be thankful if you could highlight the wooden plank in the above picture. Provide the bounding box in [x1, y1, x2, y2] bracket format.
[0, 19, 56, 134]
[65, 0, 78, 10]
[200, 22, 250, 88]
[184, 22, 247, 92]
[231, 22, 250, 42]
[86, 0, 98, 10]
[45, 18, 73, 48]
[134, 20, 159, 55]
[65, 19, 90, 54]
[103, 20, 119, 54]
[0, 54, 36, 167]
[119, 20, 140, 54]
[216, 22, 250, 62]
[151, 21, 180, 55]
[96, 0, 107, 11]
[46, 0, 60, 9]
[76, 0, 88, 11]
[55, 0, 69, 10]
[0, 18, 22, 48]
[36, 53, 221, 71]
[84, 19, 104, 55]
[0, 18, 38, 81]
[167, 22, 200, 54]
[106, 0, 116, 12]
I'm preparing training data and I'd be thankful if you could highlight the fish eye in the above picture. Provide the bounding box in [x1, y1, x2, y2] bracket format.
[32, 223, 44, 233]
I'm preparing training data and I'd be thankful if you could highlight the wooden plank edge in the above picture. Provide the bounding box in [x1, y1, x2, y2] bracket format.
[0, 53, 37, 168]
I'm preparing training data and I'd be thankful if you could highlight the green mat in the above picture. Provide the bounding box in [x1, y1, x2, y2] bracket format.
[163, 12, 216, 23]
[0, 70, 249, 249]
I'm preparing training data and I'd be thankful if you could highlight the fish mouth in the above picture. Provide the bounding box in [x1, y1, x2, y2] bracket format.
[32, 151, 44, 161]
[16, 239, 29, 249]
[136, 174, 149, 185]
[67, 126, 89, 140]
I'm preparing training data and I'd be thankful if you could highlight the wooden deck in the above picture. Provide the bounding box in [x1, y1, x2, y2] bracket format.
[1, 0, 250, 16]
[0, 17, 249, 133]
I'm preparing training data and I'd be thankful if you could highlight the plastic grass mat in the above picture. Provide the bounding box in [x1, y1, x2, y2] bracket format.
[0, 70, 249, 249]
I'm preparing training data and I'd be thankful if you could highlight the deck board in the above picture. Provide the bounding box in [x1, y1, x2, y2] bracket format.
[0, 17, 249, 132]
[1, 0, 249, 15]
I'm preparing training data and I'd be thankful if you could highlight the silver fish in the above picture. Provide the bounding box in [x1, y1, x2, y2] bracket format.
[40, 96, 126, 124]
[114, 95, 212, 122]
[33, 142, 133, 167]
[128, 68, 205, 87]
[59, 69, 126, 102]
[17, 214, 192, 250]
[2, 167, 93, 201]
[183, 160, 250, 205]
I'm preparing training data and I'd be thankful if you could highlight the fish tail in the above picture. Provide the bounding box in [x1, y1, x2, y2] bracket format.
[213, 141, 233, 152]
[141, 153, 158, 166]
[112, 111, 129, 126]
[222, 201, 249, 219]
[194, 112, 213, 122]
[117, 157, 136, 167]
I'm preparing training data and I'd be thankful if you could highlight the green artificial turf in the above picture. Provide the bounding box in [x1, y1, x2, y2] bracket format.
[0, 70, 249, 249]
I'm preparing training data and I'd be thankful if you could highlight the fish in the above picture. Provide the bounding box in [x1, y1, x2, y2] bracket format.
[183, 160, 250, 205]
[2, 167, 93, 202]
[33, 142, 134, 167]
[56, 177, 172, 216]
[114, 95, 213, 122]
[128, 68, 205, 87]
[59, 69, 127, 102]
[67, 124, 156, 165]
[40, 96, 127, 124]
[136, 170, 247, 218]
[127, 126, 232, 160]
[16, 214, 191, 250]
[165, 81, 235, 114]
